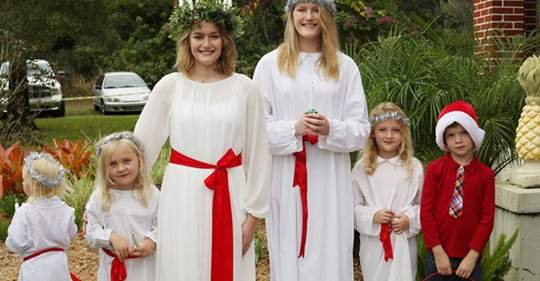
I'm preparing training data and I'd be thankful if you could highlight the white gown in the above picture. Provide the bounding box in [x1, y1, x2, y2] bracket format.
[85, 186, 159, 281]
[253, 50, 370, 281]
[352, 156, 424, 281]
[134, 72, 271, 281]
[6, 196, 77, 281]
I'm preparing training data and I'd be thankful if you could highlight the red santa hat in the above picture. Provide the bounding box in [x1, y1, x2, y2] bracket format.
[435, 100, 485, 151]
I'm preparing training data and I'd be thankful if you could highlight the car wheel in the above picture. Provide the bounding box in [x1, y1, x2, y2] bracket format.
[100, 99, 108, 115]
[54, 101, 65, 117]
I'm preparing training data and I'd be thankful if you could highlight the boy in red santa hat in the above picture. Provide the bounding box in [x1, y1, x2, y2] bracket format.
[420, 100, 495, 280]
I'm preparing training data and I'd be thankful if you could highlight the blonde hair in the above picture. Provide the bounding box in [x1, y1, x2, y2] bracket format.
[23, 158, 67, 202]
[361, 102, 414, 176]
[94, 138, 153, 212]
[277, 5, 340, 80]
[175, 21, 237, 75]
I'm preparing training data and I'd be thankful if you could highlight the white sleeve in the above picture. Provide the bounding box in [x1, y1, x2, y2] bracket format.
[6, 206, 30, 255]
[134, 73, 177, 170]
[318, 61, 370, 153]
[403, 161, 424, 238]
[253, 55, 302, 156]
[352, 165, 381, 236]
[84, 193, 113, 249]
[144, 187, 159, 243]
[68, 208, 78, 242]
[242, 81, 272, 218]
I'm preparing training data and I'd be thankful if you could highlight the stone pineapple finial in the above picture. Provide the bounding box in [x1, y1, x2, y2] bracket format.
[516, 55, 540, 161]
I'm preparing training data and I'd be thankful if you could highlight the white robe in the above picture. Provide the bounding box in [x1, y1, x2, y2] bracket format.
[6, 196, 77, 281]
[133, 72, 272, 281]
[85, 186, 159, 281]
[253, 50, 370, 281]
[352, 156, 424, 281]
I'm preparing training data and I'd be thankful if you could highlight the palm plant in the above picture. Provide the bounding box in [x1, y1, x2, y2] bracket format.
[347, 29, 533, 173]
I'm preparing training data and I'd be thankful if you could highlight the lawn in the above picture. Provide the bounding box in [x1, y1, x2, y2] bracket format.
[35, 100, 139, 143]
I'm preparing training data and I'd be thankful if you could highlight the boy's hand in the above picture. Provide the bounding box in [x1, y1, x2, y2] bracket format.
[373, 209, 394, 224]
[109, 232, 132, 261]
[456, 250, 479, 278]
[241, 214, 258, 256]
[432, 245, 452, 275]
[390, 214, 409, 234]
[303, 113, 330, 136]
[131, 238, 156, 258]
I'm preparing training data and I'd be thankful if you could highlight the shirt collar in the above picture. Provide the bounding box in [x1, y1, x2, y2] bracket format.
[376, 155, 402, 167]
[444, 153, 480, 174]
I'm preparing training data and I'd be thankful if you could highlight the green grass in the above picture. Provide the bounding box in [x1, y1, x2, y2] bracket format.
[34, 100, 139, 143]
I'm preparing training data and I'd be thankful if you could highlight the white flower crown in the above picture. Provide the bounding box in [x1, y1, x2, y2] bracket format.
[369, 111, 411, 127]
[23, 152, 66, 189]
[96, 131, 144, 156]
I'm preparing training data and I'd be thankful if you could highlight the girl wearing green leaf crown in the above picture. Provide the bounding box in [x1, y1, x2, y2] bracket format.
[134, 1, 272, 281]
[253, 1, 370, 280]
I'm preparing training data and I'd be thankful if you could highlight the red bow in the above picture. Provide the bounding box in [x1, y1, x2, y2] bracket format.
[292, 135, 318, 258]
[170, 148, 241, 281]
[102, 248, 138, 281]
[380, 224, 393, 261]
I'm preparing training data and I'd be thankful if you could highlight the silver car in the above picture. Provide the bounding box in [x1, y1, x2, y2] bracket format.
[0, 59, 65, 117]
[92, 72, 151, 114]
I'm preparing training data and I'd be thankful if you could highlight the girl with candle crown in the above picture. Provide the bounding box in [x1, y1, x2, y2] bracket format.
[134, 1, 272, 281]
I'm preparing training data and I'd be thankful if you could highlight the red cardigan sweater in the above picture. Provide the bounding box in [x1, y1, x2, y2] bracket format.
[420, 153, 495, 258]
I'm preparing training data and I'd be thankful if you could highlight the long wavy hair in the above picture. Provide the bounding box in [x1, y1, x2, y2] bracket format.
[361, 102, 414, 176]
[94, 138, 153, 212]
[277, 4, 340, 80]
[175, 21, 237, 76]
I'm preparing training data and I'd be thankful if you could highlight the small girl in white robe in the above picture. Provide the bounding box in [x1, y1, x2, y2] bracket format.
[6, 152, 78, 281]
[352, 102, 424, 281]
[85, 132, 159, 281]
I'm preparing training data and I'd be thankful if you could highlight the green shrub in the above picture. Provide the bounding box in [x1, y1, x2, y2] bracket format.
[151, 145, 171, 188]
[62, 174, 94, 229]
[0, 218, 9, 242]
[0, 193, 26, 219]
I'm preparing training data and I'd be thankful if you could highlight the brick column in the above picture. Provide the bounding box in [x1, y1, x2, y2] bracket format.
[524, 0, 537, 34]
[474, 0, 525, 56]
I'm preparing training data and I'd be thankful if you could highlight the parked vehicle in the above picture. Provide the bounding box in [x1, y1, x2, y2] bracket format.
[92, 72, 151, 114]
[0, 59, 65, 117]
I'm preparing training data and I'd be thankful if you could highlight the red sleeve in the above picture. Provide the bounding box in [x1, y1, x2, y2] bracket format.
[420, 162, 441, 249]
[468, 169, 495, 253]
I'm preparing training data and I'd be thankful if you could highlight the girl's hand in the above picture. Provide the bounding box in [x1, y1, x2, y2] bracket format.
[295, 116, 309, 136]
[109, 232, 131, 261]
[390, 214, 410, 234]
[456, 250, 479, 278]
[432, 245, 453, 275]
[373, 209, 394, 224]
[303, 113, 330, 136]
[131, 238, 156, 258]
[241, 214, 258, 256]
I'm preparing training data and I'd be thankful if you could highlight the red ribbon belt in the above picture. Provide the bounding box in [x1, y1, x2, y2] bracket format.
[102, 248, 138, 281]
[380, 224, 393, 261]
[23, 247, 81, 281]
[170, 148, 241, 281]
[292, 135, 318, 258]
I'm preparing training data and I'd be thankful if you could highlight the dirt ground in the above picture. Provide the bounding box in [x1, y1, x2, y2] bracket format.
[1, 231, 362, 281]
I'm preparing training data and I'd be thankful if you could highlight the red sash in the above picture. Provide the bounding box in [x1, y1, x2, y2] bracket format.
[170, 148, 241, 281]
[380, 224, 393, 261]
[292, 135, 318, 258]
[23, 247, 81, 281]
[102, 248, 138, 281]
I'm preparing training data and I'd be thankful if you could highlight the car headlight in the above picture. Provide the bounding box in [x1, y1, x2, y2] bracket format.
[106, 97, 120, 102]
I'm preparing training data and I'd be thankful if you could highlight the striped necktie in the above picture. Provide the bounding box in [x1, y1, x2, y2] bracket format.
[449, 165, 464, 218]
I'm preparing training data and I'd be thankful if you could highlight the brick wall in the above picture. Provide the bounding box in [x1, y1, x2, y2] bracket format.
[473, 0, 536, 56]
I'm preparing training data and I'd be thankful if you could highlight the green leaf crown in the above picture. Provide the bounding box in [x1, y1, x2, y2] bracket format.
[168, 0, 244, 40]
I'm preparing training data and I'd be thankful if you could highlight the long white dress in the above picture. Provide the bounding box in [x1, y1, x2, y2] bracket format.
[133, 72, 271, 281]
[85, 186, 159, 281]
[6, 196, 77, 281]
[352, 156, 424, 281]
[253, 50, 370, 281]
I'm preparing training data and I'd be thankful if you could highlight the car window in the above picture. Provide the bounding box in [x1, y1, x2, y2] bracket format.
[95, 75, 105, 88]
[26, 61, 54, 78]
[103, 74, 146, 89]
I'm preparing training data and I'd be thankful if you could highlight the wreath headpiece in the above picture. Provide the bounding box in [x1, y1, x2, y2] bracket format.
[168, 0, 244, 40]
